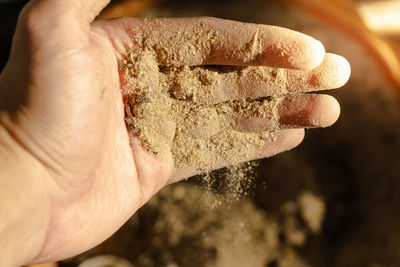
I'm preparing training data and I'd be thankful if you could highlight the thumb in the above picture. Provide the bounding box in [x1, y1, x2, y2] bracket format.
[26, 0, 111, 26]
[2, 0, 113, 114]
[0, 0, 116, 177]
[15, 0, 111, 50]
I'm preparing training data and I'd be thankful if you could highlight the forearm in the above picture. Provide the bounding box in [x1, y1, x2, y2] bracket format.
[0, 125, 51, 266]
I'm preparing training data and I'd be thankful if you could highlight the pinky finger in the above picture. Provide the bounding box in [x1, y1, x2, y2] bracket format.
[169, 128, 304, 183]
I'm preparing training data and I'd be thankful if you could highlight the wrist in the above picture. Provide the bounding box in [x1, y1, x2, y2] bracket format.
[0, 125, 51, 266]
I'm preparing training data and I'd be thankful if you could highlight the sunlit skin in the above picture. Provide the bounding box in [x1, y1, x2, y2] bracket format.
[0, 0, 350, 266]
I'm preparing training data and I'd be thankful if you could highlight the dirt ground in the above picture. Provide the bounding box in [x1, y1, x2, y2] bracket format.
[2, 0, 399, 266]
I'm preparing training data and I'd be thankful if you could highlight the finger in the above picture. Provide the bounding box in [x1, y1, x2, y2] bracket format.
[28, 0, 111, 24]
[20, 0, 111, 48]
[79, 0, 112, 24]
[287, 53, 351, 93]
[178, 94, 339, 134]
[98, 17, 324, 68]
[167, 53, 350, 104]
[232, 94, 340, 132]
[142, 17, 325, 68]
[169, 129, 304, 182]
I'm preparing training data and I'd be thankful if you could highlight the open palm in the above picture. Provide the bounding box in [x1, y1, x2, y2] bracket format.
[0, 0, 349, 265]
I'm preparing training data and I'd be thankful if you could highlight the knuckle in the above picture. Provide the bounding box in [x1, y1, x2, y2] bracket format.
[19, 3, 47, 41]
[17, 1, 88, 51]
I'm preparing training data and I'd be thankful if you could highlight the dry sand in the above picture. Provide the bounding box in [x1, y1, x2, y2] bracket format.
[121, 20, 287, 180]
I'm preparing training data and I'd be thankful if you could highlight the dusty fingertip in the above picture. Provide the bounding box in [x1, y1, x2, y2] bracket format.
[276, 129, 305, 150]
[288, 128, 305, 148]
[332, 54, 351, 88]
[311, 95, 341, 127]
[256, 129, 304, 159]
[287, 34, 325, 70]
[305, 39, 325, 70]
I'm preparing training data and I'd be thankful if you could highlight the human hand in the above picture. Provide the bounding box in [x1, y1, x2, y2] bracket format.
[111, 17, 349, 181]
[0, 0, 349, 265]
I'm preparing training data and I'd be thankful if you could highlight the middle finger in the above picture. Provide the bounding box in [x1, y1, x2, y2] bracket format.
[165, 53, 350, 104]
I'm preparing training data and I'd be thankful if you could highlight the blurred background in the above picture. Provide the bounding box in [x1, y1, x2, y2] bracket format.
[2, 0, 400, 266]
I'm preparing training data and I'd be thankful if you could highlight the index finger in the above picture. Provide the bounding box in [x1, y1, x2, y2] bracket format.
[139, 17, 325, 69]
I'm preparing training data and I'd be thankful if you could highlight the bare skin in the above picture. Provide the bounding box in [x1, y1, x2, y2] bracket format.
[0, 0, 350, 266]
